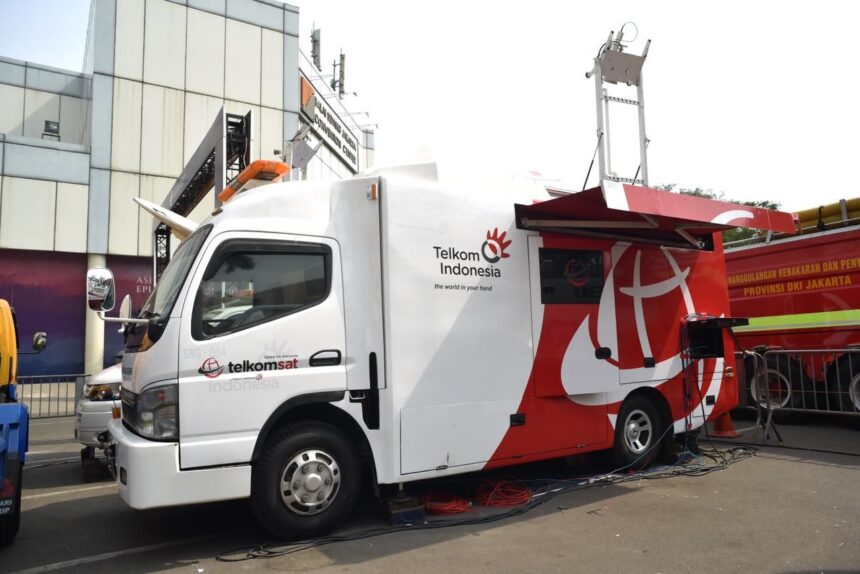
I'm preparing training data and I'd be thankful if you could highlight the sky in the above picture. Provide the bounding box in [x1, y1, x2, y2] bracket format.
[1, 0, 858, 211]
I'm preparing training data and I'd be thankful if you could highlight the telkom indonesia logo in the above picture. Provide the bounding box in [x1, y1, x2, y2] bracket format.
[481, 228, 511, 264]
[198, 357, 224, 378]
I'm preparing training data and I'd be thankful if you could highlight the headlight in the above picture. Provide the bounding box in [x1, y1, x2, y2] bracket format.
[136, 384, 179, 441]
[82, 382, 121, 401]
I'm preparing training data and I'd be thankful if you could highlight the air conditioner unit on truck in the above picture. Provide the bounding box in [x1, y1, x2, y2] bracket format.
[726, 197, 860, 413]
[85, 161, 795, 538]
[0, 300, 47, 546]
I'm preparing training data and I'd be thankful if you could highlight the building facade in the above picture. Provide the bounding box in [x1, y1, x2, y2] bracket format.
[0, 0, 372, 376]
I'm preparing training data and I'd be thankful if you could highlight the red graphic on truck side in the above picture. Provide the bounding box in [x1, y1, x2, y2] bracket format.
[487, 234, 735, 467]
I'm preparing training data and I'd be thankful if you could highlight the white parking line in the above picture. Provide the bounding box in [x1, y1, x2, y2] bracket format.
[14, 536, 209, 573]
[23, 484, 116, 500]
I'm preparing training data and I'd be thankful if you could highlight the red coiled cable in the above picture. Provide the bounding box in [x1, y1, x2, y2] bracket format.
[475, 479, 532, 507]
[419, 491, 472, 515]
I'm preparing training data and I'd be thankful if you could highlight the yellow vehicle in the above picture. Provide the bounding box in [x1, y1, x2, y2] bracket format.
[1, 300, 46, 546]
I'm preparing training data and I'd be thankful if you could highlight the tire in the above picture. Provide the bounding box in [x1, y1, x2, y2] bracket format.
[834, 355, 860, 413]
[746, 355, 807, 410]
[0, 462, 23, 547]
[611, 396, 664, 471]
[251, 421, 360, 540]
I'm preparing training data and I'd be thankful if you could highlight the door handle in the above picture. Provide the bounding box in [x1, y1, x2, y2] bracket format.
[595, 347, 612, 360]
[309, 349, 342, 367]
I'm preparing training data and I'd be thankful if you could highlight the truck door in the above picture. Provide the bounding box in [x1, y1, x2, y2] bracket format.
[176, 232, 346, 470]
[612, 244, 694, 385]
[529, 235, 617, 396]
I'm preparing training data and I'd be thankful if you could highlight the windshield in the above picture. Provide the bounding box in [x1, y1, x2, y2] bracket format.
[139, 225, 211, 320]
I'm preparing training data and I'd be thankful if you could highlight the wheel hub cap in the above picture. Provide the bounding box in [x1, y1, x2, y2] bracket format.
[280, 449, 341, 516]
[623, 409, 652, 454]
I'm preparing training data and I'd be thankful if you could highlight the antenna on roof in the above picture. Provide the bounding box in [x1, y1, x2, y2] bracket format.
[331, 51, 346, 98]
[584, 23, 651, 188]
[311, 27, 321, 71]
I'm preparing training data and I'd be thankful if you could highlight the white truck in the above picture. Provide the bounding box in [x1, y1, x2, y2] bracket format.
[86, 163, 793, 538]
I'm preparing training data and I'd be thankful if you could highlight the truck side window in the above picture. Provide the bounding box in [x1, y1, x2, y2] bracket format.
[192, 242, 331, 340]
[539, 248, 604, 304]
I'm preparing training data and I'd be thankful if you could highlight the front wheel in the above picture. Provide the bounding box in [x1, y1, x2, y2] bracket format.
[251, 421, 360, 540]
[611, 396, 664, 471]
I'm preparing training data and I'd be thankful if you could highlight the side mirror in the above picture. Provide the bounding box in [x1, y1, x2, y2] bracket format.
[32, 332, 47, 352]
[87, 268, 116, 312]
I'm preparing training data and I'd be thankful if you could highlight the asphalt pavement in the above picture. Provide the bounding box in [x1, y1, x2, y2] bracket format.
[2, 412, 858, 574]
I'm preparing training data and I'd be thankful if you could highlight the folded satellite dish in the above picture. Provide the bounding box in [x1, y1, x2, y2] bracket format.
[133, 197, 198, 240]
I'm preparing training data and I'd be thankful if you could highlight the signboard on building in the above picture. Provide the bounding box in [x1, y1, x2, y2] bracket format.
[299, 73, 360, 174]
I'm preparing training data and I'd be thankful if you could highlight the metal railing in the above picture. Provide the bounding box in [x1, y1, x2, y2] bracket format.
[741, 348, 860, 437]
[15, 374, 86, 418]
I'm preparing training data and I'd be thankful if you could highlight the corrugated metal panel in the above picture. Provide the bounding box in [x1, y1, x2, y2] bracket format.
[226, 0, 283, 33]
[260, 107, 282, 162]
[108, 171, 140, 255]
[90, 73, 114, 169]
[114, 0, 145, 81]
[2, 142, 89, 185]
[284, 4, 298, 37]
[0, 84, 24, 136]
[143, 0, 187, 90]
[92, 0, 116, 75]
[110, 78, 143, 172]
[87, 168, 111, 254]
[183, 92, 223, 163]
[0, 176, 56, 251]
[282, 34, 299, 113]
[140, 84, 185, 177]
[23, 89, 61, 139]
[188, 0, 225, 16]
[261, 29, 283, 109]
[24, 68, 84, 97]
[186, 8, 226, 98]
[55, 182, 89, 253]
[59, 95, 86, 145]
[0, 60, 26, 87]
[225, 19, 261, 105]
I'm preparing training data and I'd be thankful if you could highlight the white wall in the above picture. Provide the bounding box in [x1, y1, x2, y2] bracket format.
[140, 84, 185, 177]
[0, 84, 24, 136]
[0, 176, 89, 253]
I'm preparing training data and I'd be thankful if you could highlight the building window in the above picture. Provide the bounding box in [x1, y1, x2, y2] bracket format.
[192, 241, 331, 340]
[539, 248, 604, 304]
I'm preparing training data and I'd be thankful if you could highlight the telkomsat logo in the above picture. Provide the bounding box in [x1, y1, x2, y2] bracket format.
[198, 357, 224, 378]
[481, 228, 511, 264]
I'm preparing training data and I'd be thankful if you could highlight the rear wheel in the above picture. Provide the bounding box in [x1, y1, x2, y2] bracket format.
[0, 461, 23, 547]
[251, 422, 360, 540]
[611, 396, 664, 470]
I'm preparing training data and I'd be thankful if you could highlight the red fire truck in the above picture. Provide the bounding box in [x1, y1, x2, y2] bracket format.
[726, 198, 860, 413]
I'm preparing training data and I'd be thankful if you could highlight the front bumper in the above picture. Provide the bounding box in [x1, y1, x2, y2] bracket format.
[108, 418, 251, 509]
[75, 399, 120, 448]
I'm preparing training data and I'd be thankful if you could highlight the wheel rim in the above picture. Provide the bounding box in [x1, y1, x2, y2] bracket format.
[623, 409, 652, 454]
[279, 449, 341, 516]
[751, 369, 791, 409]
[849, 373, 860, 412]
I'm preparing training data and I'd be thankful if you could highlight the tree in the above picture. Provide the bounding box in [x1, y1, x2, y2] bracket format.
[655, 184, 780, 243]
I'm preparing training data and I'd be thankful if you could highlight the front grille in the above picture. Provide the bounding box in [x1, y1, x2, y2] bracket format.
[120, 388, 139, 430]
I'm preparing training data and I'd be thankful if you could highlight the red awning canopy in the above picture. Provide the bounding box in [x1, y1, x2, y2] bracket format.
[515, 182, 797, 250]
